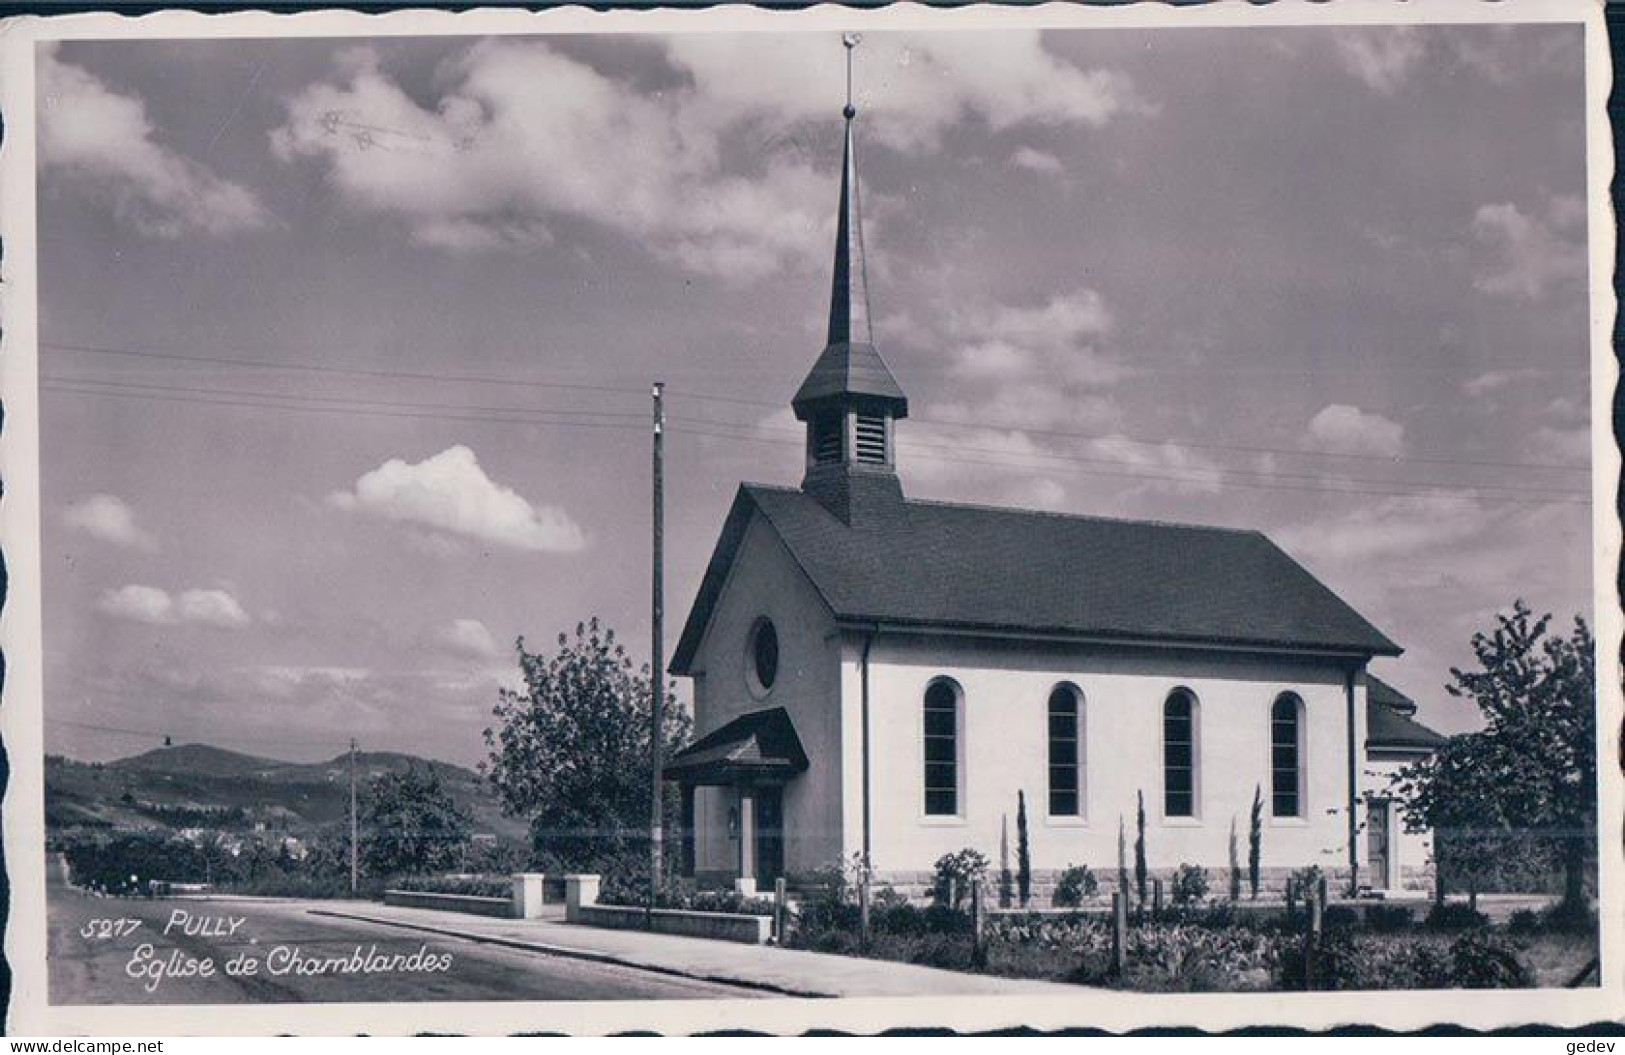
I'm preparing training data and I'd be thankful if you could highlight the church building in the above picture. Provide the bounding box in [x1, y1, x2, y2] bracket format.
[665, 85, 1444, 904]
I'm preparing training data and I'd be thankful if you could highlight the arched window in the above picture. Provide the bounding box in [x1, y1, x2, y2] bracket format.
[1163, 689, 1199, 818]
[1048, 684, 1084, 817]
[1271, 693, 1305, 818]
[923, 679, 961, 816]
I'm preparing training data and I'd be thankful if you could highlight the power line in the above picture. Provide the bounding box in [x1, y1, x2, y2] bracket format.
[666, 388, 1590, 474]
[39, 341, 1592, 502]
[667, 424, 1589, 507]
[43, 339, 1588, 474]
[43, 340, 649, 400]
[44, 716, 344, 751]
[40, 380, 1589, 505]
[42, 374, 652, 424]
[668, 416, 1590, 500]
[41, 382, 653, 434]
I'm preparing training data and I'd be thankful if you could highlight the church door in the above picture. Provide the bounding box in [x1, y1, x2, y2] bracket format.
[1367, 798, 1393, 889]
[754, 787, 785, 884]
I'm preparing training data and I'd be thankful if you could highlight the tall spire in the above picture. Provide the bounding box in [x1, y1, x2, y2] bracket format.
[827, 36, 872, 348]
[791, 33, 908, 425]
[791, 34, 909, 525]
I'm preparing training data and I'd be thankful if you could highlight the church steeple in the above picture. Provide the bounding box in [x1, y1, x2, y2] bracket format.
[792, 34, 909, 524]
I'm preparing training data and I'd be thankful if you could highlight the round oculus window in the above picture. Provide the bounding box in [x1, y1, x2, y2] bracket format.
[749, 619, 779, 693]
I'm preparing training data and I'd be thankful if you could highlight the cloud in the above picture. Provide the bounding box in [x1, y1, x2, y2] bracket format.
[62, 494, 155, 549]
[666, 31, 1151, 153]
[944, 288, 1125, 399]
[437, 618, 501, 660]
[1335, 27, 1426, 95]
[1471, 196, 1588, 301]
[97, 584, 251, 627]
[38, 44, 270, 238]
[1305, 404, 1405, 458]
[329, 444, 587, 553]
[1529, 425, 1589, 465]
[1010, 146, 1064, 175]
[270, 37, 1145, 278]
[1276, 494, 1489, 562]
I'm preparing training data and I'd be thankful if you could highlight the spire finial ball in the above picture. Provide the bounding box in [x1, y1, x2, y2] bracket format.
[843, 103, 857, 120]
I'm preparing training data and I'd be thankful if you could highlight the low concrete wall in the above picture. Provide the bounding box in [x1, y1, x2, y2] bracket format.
[569, 902, 773, 944]
[383, 889, 515, 918]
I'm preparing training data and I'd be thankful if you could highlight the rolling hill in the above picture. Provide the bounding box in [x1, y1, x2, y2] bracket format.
[45, 743, 529, 840]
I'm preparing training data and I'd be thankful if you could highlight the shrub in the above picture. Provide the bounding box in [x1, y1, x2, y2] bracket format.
[1365, 904, 1414, 933]
[933, 848, 989, 910]
[872, 884, 911, 911]
[1450, 932, 1535, 988]
[1288, 865, 1325, 903]
[1053, 864, 1099, 908]
[1424, 902, 1489, 931]
[393, 874, 512, 899]
[1171, 864, 1209, 906]
[1507, 908, 1542, 935]
[1539, 898, 1597, 934]
[1279, 931, 1451, 990]
[1320, 905, 1360, 932]
[596, 877, 773, 916]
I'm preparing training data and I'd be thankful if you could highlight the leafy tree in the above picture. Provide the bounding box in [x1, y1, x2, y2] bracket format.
[1134, 789, 1148, 908]
[1016, 790, 1032, 908]
[483, 618, 690, 871]
[1248, 785, 1263, 900]
[1391, 601, 1596, 909]
[361, 764, 471, 877]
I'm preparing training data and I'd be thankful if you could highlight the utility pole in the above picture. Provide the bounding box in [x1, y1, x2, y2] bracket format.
[649, 381, 666, 923]
[349, 737, 359, 896]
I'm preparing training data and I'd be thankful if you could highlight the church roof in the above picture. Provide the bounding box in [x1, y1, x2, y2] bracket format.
[670, 484, 1403, 674]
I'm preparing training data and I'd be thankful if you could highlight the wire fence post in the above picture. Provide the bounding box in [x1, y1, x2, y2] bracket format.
[858, 871, 872, 952]
[1111, 890, 1127, 977]
[971, 880, 988, 969]
[773, 876, 787, 945]
[1304, 880, 1324, 989]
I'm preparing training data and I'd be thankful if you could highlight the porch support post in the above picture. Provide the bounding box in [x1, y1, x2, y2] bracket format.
[738, 787, 756, 882]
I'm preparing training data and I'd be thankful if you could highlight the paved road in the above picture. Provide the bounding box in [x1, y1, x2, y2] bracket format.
[48, 870, 764, 1004]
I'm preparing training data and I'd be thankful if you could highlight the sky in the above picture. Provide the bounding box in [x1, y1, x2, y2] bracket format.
[34, 23, 1596, 769]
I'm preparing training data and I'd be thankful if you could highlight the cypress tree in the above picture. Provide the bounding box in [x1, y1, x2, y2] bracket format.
[1117, 816, 1129, 903]
[1016, 790, 1032, 908]
[1228, 816, 1243, 902]
[1134, 789, 1148, 908]
[1248, 784, 1264, 900]
[998, 814, 1013, 909]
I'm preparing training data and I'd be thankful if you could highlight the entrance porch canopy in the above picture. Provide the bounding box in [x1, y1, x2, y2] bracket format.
[663, 706, 809, 786]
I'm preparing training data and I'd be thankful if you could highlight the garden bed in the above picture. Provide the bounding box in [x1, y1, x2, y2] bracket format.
[786, 899, 1598, 992]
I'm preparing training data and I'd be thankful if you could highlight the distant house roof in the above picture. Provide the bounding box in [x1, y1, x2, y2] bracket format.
[663, 707, 809, 785]
[671, 484, 1402, 674]
[1366, 701, 1447, 752]
[1365, 675, 1447, 753]
[1367, 674, 1418, 715]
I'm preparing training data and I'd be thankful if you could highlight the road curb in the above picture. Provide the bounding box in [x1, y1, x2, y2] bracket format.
[308, 908, 832, 1000]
